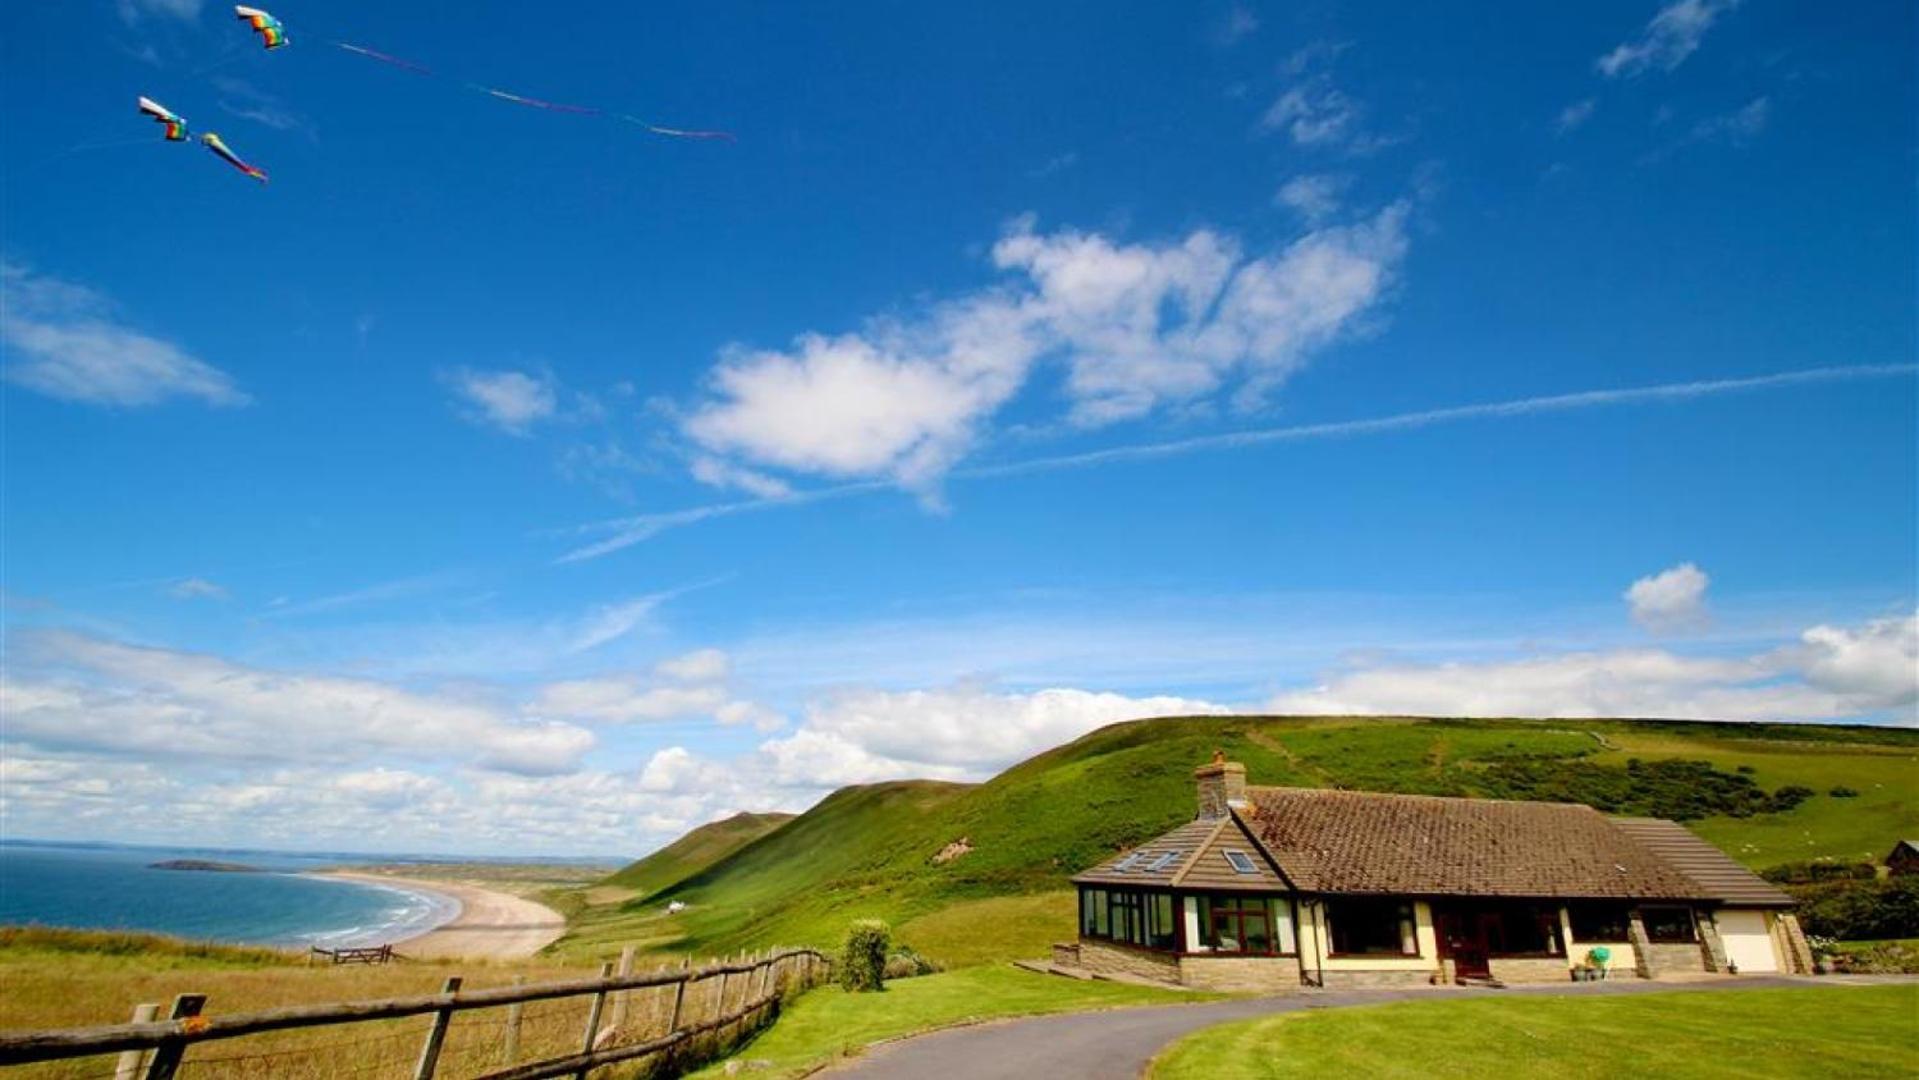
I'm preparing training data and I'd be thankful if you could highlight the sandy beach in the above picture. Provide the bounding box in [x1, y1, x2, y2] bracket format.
[322, 872, 566, 961]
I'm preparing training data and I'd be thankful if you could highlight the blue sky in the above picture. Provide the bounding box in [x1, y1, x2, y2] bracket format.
[2, 1, 1913, 856]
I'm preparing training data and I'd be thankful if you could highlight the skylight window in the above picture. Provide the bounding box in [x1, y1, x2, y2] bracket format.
[1113, 853, 1143, 872]
[1223, 849, 1258, 874]
[1148, 852, 1180, 872]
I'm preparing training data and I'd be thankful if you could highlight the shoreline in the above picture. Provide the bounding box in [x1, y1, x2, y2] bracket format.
[316, 871, 566, 961]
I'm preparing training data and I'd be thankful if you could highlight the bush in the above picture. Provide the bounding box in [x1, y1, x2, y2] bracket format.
[881, 945, 942, 980]
[1476, 758, 1824, 821]
[1761, 860, 1876, 885]
[1829, 786, 1860, 798]
[839, 919, 890, 993]
[1791, 877, 1919, 941]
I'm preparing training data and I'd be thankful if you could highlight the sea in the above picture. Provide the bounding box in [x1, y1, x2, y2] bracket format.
[0, 841, 464, 949]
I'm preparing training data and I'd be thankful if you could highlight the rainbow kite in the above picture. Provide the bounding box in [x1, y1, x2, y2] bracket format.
[138, 96, 189, 141]
[235, 5, 288, 49]
[201, 133, 267, 182]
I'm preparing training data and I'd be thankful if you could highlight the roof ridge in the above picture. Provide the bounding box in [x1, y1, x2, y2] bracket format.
[1168, 816, 1232, 887]
[1247, 784, 1604, 813]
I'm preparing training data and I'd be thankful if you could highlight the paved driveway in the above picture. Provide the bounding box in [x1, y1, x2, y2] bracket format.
[825, 976, 1823, 1080]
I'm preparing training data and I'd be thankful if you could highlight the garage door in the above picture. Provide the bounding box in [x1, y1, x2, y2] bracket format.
[1716, 909, 1778, 973]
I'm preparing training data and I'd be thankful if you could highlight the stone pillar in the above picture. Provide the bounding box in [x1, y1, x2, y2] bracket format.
[1776, 913, 1816, 975]
[1194, 751, 1248, 819]
[1627, 911, 1656, 978]
[1697, 912, 1729, 973]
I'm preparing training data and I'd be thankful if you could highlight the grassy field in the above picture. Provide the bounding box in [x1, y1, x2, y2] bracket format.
[686, 964, 1214, 1079]
[601, 811, 794, 898]
[1148, 986, 1919, 1079]
[552, 716, 1918, 968]
[0, 928, 613, 1079]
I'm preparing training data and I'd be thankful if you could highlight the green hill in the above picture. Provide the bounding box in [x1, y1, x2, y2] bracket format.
[552, 715, 1918, 966]
[603, 810, 797, 897]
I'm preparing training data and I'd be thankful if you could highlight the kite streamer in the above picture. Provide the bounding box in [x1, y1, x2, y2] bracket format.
[618, 116, 737, 143]
[476, 86, 601, 115]
[138, 96, 190, 141]
[234, 6, 289, 49]
[333, 42, 434, 76]
[202, 132, 268, 182]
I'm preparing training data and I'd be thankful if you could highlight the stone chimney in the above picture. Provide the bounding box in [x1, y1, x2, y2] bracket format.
[1195, 750, 1248, 819]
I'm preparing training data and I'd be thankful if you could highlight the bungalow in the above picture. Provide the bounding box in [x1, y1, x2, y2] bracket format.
[1060, 753, 1812, 991]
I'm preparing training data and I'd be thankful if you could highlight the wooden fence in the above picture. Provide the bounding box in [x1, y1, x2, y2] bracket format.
[0, 948, 829, 1080]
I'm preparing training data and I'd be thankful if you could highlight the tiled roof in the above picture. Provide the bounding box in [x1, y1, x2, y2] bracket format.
[1071, 818, 1221, 888]
[1610, 817, 1795, 907]
[1240, 787, 1715, 901]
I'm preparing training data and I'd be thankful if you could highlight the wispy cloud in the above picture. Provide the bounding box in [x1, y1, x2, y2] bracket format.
[0, 263, 248, 408]
[213, 77, 304, 133]
[1555, 98, 1598, 135]
[1688, 96, 1770, 145]
[116, 0, 202, 24]
[443, 368, 560, 435]
[167, 577, 230, 601]
[1597, 0, 1742, 79]
[557, 364, 1916, 561]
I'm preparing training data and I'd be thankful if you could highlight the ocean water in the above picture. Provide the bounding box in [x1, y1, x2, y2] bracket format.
[0, 842, 462, 949]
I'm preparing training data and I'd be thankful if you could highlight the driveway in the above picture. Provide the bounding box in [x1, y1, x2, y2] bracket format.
[825, 976, 1828, 1080]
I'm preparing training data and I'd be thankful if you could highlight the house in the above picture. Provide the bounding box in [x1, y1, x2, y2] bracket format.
[1058, 753, 1812, 991]
[1887, 840, 1919, 877]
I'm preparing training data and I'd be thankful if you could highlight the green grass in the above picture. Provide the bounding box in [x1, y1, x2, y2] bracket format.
[687, 964, 1215, 1079]
[551, 716, 1918, 969]
[602, 811, 795, 897]
[1149, 986, 1919, 1079]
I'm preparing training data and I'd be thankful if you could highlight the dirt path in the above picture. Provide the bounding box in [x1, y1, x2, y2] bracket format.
[322, 872, 566, 961]
[825, 976, 1841, 1079]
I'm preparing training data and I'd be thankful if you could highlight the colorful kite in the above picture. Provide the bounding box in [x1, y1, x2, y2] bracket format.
[201, 133, 268, 182]
[234, 5, 288, 49]
[138, 96, 190, 141]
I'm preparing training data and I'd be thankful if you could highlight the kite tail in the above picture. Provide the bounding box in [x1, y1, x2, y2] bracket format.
[334, 41, 434, 76]
[618, 115, 736, 142]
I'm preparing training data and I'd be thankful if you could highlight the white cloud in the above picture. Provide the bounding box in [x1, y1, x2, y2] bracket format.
[213, 77, 302, 132]
[758, 684, 1230, 786]
[1625, 562, 1710, 633]
[532, 678, 728, 724]
[1275, 174, 1348, 223]
[1216, 6, 1259, 46]
[1556, 98, 1598, 134]
[569, 594, 667, 653]
[167, 577, 229, 601]
[3, 631, 595, 776]
[1267, 611, 1917, 724]
[690, 456, 794, 499]
[1597, 0, 1741, 79]
[657, 648, 730, 683]
[116, 0, 201, 23]
[444, 368, 558, 435]
[680, 209, 1411, 493]
[1263, 78, 1367, 148]
[1688, 96, 1770, 146]
[0, 263, 248, 408]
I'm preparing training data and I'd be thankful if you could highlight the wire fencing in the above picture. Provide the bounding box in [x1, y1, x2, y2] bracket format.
[0, 948, 829, 1080]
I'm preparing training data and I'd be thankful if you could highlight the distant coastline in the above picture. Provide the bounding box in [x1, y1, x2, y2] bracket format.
[148, 859, 263, 873]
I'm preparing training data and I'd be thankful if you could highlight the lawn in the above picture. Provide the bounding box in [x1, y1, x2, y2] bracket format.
[688, 964, 1215, 1079]
[1148, 986, 1919, 1080]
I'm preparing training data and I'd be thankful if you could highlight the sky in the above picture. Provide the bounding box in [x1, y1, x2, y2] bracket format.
[1, 1, 1914, 858]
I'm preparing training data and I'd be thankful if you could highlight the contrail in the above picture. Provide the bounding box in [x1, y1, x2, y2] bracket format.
[556, 363, 1915, 562]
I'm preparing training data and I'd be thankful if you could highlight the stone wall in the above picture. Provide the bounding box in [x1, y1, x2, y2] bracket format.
[1052, 943, 1081, 967]
[1077, 939, 1180, 985]
[1178, 955, 1307, 993]
[1317, 968, 1440, 989]
[1486, 957, 1572, 983]
[1642, 943, 1709, 974]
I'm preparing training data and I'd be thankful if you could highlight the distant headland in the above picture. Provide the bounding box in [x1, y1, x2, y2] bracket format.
[148, 859, 264, 873]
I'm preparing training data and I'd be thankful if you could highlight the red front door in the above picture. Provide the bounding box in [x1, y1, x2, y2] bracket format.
[1436, 907, 1492, 980]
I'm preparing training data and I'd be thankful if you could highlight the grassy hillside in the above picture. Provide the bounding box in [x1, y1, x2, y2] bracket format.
[603, 811, 796, 897]
[553, 716, 1918, 966]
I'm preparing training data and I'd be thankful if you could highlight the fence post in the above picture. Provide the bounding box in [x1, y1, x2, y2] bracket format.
[572, 961, 614, 1080]
[141, 993, 206, 1080]
[114, 1003, 158, 1080]
[502, 974, 526, 1066]
[609, 944, 636, 1033]
[411, 976, 462, 1080]
[667, 964, 688, 1033]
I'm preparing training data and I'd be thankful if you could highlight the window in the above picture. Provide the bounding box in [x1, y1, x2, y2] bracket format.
[1079, 888, 1177, 951]
[1568, 903, 1632, 943]
[1327, 898, 1419, 956]
[1223, 850, 1258, 874]
[1641, 906, 1698, 944]
[1197, 895, 1295, 955]
[1148, 852, 1180, 872]
[1483, 904, 1562, 956]
[1113, 852, 1143, 872]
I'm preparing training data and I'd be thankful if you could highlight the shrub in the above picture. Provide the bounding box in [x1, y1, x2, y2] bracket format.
[1791, 877, 1919, 941]
[1829, 786, 1860, 798]
[1476, 758, 1824, 821]
[839, 919, 890, 992]
[1761, 860, 1876, 885]
[881, 945, 942, 980]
